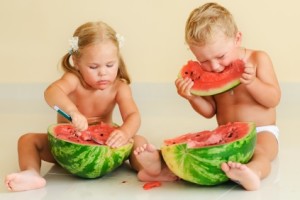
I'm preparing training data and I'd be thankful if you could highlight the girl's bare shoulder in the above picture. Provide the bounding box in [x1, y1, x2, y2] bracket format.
[51, 72, 81, 93]
[114, 79, 132, 98]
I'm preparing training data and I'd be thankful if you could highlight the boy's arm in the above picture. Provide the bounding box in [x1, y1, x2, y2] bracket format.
[242, 51, 281, 108]
[188, 96, 216, 118]
[175, 78, 216, 118]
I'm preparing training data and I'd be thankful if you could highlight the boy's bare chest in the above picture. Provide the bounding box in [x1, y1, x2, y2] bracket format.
[215, 86, 253, 106]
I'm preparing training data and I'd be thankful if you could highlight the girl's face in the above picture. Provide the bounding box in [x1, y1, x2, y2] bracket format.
[73, 41, 119, 90]
[189, 31, 242, 72]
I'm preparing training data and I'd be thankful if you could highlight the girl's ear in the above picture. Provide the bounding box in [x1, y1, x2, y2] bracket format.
[235, 31, 242, 46]
[71, 55, 79, 70]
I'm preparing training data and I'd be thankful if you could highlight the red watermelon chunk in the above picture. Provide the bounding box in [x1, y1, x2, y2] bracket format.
[143, 181, 162, 190]
[179, 60, 244, 96]
[54, 122, 115, 145]
[164, 122, 249, 148]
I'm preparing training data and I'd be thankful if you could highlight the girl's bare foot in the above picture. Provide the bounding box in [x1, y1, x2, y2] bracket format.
[134, 143, 161, 176]
[5, 170, 46, 192]
[134, 143, 178, 182]
[138, 166, 178, 182]
[221, 161, 260, 191]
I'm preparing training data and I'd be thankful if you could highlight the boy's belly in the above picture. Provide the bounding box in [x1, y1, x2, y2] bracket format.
[216, 104, 276, 126]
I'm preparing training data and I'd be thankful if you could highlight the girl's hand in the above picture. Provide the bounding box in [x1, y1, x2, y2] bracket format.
[175, 77, 194, 100]
[240, 62, 257, 85]
[106, 129, 130, 148]
[69, 111, 88, 131]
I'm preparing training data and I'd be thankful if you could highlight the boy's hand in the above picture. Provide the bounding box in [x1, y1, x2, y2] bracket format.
[69, 111, 88, 131]
[175, 77, 194, 100]
[240, 62, 257, 85]
[106, 129, 130, 148]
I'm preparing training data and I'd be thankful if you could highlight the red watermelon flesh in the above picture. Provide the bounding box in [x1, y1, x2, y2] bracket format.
[164, 122, 250, 148]
[179, 59, 244, 96]
[54, 122, 115, 145]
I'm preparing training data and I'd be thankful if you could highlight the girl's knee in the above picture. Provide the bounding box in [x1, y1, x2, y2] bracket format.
[18, 133, 35, 144]
[18, 133, 48, 148]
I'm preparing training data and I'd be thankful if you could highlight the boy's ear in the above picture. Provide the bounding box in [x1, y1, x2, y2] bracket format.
[235, 31, 242, 46]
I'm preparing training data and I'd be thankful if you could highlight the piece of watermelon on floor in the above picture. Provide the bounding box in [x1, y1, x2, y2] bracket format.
[47, 123, 133, 178]
[161, 122, 256, 186]
[178, 59, 244, 96]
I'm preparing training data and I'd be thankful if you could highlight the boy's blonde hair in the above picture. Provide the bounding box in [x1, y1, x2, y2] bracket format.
[62, 21, 131, 87]
[185, 2, 238, 46]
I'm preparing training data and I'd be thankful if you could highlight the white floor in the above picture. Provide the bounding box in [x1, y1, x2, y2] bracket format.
[0, 83, 299, 199]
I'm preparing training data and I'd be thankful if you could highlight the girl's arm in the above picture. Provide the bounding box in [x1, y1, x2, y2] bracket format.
[44, 73, 88, 130]
[106, 82, 141, 148]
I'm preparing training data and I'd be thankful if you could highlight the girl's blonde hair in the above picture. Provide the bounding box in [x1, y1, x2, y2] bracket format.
[61, 21, 131, 87]
[185, 3, 238, 46]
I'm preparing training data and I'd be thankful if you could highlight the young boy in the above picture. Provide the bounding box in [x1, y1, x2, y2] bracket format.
[134, 2, 280, 191]
[174, 2, 281, 190]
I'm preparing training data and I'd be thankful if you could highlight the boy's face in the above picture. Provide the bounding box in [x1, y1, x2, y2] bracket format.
[189, 32, 242, 73]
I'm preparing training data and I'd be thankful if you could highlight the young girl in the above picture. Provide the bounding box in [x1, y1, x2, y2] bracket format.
[175, 3, 281, 190]
[5, 21, 141, 192]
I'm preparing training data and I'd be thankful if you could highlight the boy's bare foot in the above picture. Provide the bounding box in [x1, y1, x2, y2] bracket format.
[221, 161, 260, 191]
[5, 170, 46, 192]
[134, 143, 178, 182]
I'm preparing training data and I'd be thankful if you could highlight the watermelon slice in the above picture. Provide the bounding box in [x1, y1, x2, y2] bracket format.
[161, 122, 256, 185]
[179, 60, 244, 96]
[47, 123, 132, 178]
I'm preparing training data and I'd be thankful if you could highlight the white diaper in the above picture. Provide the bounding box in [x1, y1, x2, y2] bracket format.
[256, 125, 279, 141]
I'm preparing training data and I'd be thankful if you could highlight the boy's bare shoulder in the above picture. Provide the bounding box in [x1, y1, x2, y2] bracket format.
[248, 49, 271, 61]
[246, 49, 272, 67]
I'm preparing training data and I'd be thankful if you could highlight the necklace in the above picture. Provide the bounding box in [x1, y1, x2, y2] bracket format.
[229, 48, 247, 96]
[243, 47, 247, 60]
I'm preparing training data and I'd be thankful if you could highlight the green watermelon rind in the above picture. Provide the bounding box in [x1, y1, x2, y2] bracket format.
[47, 124, 133, 179]
[161, 122, 257, 185]
[178, 71, 241, 96]
[190, 79, 241, 96]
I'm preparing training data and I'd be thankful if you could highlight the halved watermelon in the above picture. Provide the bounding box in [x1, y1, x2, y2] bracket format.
[47, 123, 132, 178]
[179, 60, 244, 96]
[161, 122, 256, 185]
